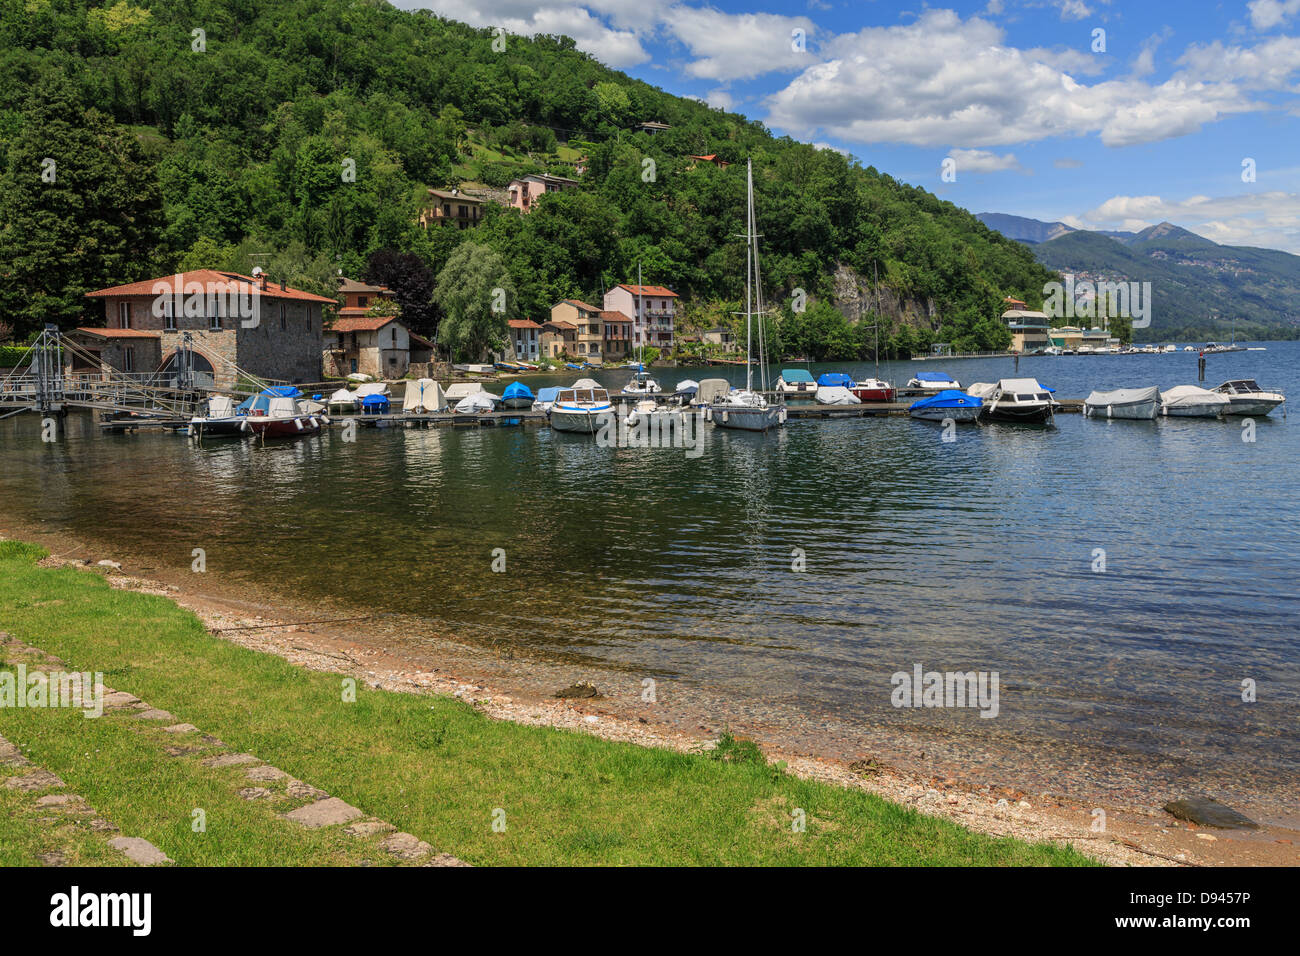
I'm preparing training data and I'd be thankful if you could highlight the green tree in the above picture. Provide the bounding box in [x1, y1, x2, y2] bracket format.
[433, 242, 514, 361]
[0, 80, 164, 335]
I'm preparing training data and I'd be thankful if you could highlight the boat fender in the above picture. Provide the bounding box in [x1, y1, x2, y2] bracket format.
[295, 418, 304, 431]
[721, 410, 729, 423]
[779, 407, 788, 424]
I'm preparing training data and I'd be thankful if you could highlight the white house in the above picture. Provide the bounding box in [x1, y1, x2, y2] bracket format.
[602, 284, 678, 351]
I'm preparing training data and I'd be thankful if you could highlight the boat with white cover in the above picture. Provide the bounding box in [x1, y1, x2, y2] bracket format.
[1084, 386, 1160, 420]
[907, 371, 961, 392]
[815, 384, 860, 405]
[1160, 385, 1229, 418]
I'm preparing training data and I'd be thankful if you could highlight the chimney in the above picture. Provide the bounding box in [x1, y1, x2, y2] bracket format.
[259, 273, 267, 291]
[280, 277, 286, 291]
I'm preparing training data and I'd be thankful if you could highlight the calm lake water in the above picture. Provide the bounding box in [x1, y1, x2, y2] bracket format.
[2, 344, 1297, 811]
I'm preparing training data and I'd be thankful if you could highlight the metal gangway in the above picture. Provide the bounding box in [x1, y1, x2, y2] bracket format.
[0, 326, 274, 422]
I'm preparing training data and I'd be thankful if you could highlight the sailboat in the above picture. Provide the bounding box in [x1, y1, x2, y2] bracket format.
[622, 270, 662, 395]
[709, 159, 785, 433]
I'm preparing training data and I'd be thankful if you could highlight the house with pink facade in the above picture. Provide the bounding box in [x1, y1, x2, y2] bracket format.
[602, 284, 678, 351]
[507, 174, 580, 213]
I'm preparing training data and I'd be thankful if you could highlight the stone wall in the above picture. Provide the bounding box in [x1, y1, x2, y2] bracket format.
[236, 301, 323, 383]
[832, 264, 939, 332]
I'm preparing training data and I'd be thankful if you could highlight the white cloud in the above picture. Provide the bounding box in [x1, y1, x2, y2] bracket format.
[1080, 192, 1300, 253]
[1057, 1, 1092, 21]
[663, 7, 818, 81]
[947, 148, 1026, 174]
[1176, 35, 1300, 89]
[397, 1, 652, 68]
[1248, 0, 1300, 30]
[764, 9, 1261, 149]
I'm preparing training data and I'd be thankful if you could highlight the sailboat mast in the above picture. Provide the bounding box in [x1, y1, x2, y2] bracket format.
[748, 160, 759, 392]
[637, 261, 643, 368]
[873, 260, 881, 379]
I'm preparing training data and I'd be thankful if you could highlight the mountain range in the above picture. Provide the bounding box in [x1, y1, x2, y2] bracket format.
[976, 213, 1300, 340]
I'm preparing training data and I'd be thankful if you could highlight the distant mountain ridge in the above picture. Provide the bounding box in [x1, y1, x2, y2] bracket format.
[976, 213, 1300, 339]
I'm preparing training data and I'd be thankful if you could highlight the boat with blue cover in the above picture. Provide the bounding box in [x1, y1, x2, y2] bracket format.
[908, 389, 982, 423]
[502, 381, 536, 409]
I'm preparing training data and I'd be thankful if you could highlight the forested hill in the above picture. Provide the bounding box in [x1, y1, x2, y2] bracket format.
[0, 0, 1055, 356]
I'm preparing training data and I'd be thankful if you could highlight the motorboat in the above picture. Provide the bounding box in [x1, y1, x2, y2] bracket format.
[501, 381, 536, 409]
[1083, 386, 1160, 420]
[850, 377, 896, 403]
[1213, 379, 1285, 416]
[326, 387, 358, 415]
[967, 378, 1056, 424]
[693, 378, 732, 407]
[908, 389, 982, 423]
[549, 386, 612, 433]
[188, 395, 246, 438]
[359, 393, 391, 416]
[907, 371, 961, 392]
[1160, 385, 1229, 418]
[621, 369, 661, 395]
[815, 384, 860, 405]
[775, 368, 817, 396]
[454, 392, 498, 414]
[535, 386, 561, 414]
[242, 392, 325, 440]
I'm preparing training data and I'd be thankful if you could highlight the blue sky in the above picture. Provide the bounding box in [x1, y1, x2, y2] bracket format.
[397, 1, 1300, 251]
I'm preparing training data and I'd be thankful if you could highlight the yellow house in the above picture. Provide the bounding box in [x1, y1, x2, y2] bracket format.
[550, 299, 604, 363]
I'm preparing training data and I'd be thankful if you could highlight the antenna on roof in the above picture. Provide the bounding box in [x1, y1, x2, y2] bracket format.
[251, 266, 264, 277]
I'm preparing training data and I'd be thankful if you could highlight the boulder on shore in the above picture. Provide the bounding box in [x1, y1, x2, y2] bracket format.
[1162, 796, 1259, 830]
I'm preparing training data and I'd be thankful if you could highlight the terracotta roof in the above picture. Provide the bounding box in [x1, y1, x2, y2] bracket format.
[599, 311, 633, 322]
[409, 331, 436, 350]
[558, 299, 601, 314]
[545, 320, 577, 331]
[508, 319, 541, 329]
[71, 327, 160, 339]
[427, 189, 485, 203]
[85, 271, 337, 305]
[616, 284, 678, 298]
[329, 316, 401, 333]
[337, 276, 391, 295]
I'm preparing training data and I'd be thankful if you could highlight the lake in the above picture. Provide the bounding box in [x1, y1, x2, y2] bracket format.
[2, 343, 1296, 815]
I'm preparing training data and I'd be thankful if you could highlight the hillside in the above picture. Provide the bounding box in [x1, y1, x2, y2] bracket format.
[979, 214, 1300, 340]
[0, 0, 1057, 358]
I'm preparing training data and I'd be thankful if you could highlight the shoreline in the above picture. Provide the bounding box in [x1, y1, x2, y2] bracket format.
[5, 521, 1296, 866]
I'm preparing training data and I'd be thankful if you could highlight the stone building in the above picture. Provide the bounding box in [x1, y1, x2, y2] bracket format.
[83, 270, 334, 387]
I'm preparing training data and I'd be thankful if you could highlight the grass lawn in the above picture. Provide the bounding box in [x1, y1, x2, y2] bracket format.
[0, 540, 1097, 866]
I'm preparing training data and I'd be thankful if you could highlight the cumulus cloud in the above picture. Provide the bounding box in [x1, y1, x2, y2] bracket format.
[663, 7, 818, 81]
[947, 148, 1026, 174]
[764, 10, 1262, 148]
[1057, 1, 1092, 21]
[397, 1, 652, 68]
[1080, 192, 1300, 253]
[1248, 0, 1300, 30]
[1176, 35, 1300, 88]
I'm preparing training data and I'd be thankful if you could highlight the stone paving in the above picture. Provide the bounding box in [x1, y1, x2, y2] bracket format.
[1, 630, 467, 867]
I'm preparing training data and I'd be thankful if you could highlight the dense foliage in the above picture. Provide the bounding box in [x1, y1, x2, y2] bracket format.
[0, 0, 1056, 355]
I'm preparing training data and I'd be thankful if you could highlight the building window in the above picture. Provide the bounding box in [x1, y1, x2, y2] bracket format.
[358, 296, 368, 308]
[118, 302, 131, 329]
[209, 314, 221, 331]
[122, 347, 135, 373]
[280, 304, 286, 331]
[163, 301, 176, 331]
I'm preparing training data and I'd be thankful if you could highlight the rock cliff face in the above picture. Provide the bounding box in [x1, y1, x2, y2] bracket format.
[831, 264, 938, 331]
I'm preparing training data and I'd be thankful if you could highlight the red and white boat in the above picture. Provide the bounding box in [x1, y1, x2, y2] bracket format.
[242, 395, 325, 440]
[850, 378, 896, 402]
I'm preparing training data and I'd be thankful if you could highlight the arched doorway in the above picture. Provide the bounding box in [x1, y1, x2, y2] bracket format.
[158, 348, 216, 389]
